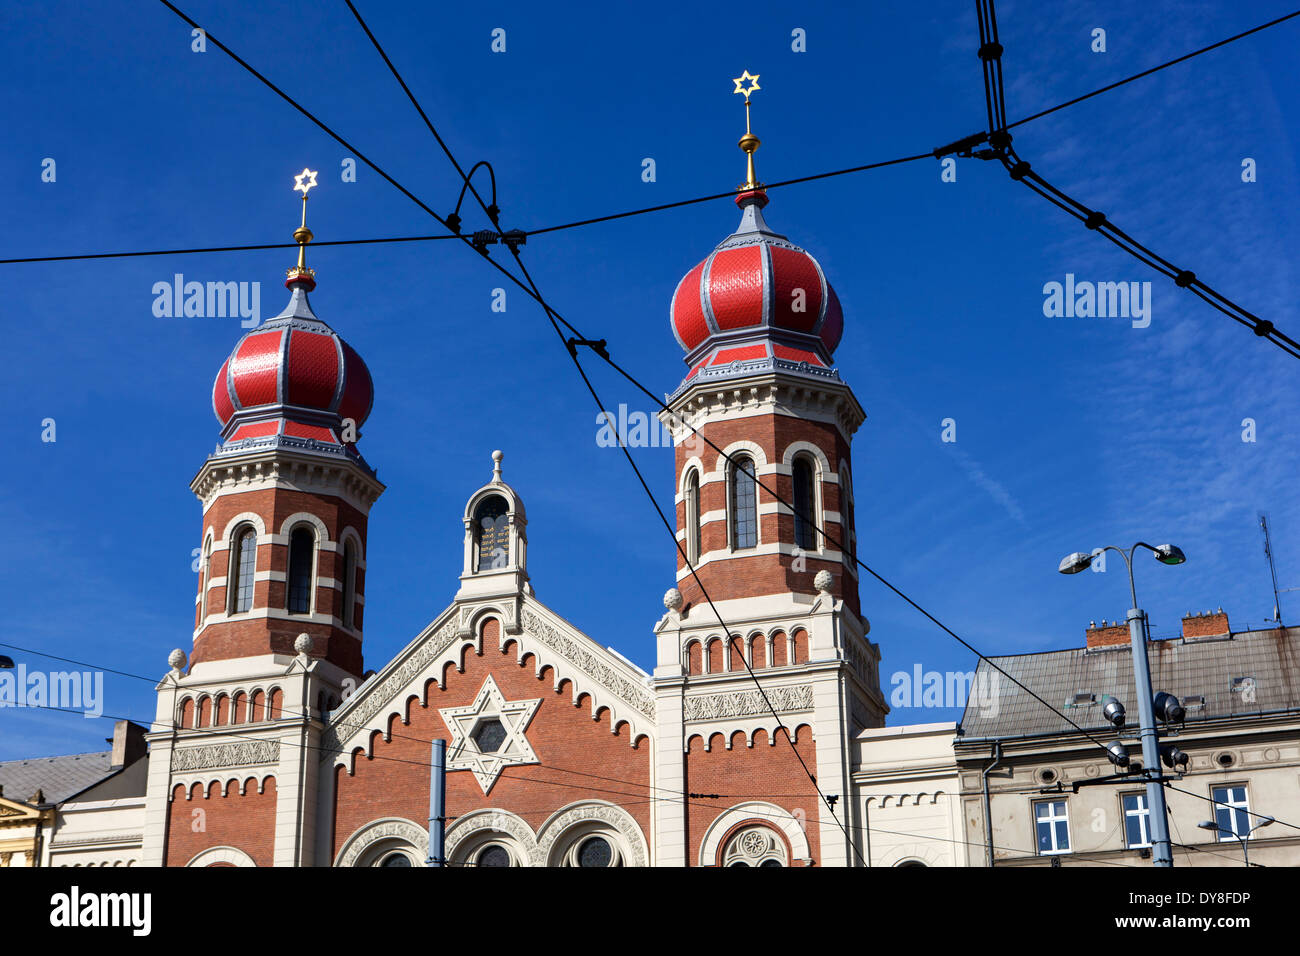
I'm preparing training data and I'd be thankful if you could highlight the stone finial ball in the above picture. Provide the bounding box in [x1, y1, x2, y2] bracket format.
[663, 588, 684, 611]
[167, 648, 187, 671]
[294, 633, 314, 656]
[814, 570, 834, 593]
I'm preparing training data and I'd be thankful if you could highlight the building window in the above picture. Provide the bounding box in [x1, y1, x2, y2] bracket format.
[839, 460, 856, 565]
[722, 826, 786, 867]
[684, 469, 701, 565]
[558, 833, 624, 867]
[1122, 793, 1152, 848]
[230, 527, 257, 614]
[341, 540, 358, 628]
[475, 495, 510, 571]
[472, 718, 507, 754]
[1211, 785, 1251, 840]
[1034, 799, 1071, 855]
[730, 455, 758, 550]
[200, 533, 213, 621]
[476, 844, 513, 867]
[792, 456, 816, 551]
[379, 852, 412, 867]
[287, 527, 315, 614]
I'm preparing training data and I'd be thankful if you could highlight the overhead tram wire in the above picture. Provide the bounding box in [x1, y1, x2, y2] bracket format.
[1006, 8, 1300, 130]
[152, 0, 1127, 776]
[338, 0, 868, 865]
[967, 0, 1300, 361]
[8, 9, 1296, 265]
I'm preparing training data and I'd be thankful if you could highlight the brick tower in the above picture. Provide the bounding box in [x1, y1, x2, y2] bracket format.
[143, 172, 384, 866]
[652, 80, 886, 866]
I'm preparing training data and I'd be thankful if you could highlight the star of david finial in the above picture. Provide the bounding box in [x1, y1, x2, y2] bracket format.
[732, 70, 761, 100]
[293, 167, 318, 196]
[732, 70, 763, 191]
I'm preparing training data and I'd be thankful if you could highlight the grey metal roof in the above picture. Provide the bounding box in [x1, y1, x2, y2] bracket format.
[957, 626, 1300, 742]
[0, 750, 117, 805]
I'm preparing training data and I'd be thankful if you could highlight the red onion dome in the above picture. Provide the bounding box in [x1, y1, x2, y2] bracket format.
[211, 282, 373, 452]
[670, 190, 843, 366]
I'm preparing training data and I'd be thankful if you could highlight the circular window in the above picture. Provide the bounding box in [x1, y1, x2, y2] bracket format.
[379, 852, 412, 867]
[577, 837, 613, 868]
[1216, 752, 1236, 768]
[721, 825, 787, 868]
[476, 844, 512, 867]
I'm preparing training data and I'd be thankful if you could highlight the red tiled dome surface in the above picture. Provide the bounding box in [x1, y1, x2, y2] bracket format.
[671, 192, 843, 357]
[213, 320, 372, 432]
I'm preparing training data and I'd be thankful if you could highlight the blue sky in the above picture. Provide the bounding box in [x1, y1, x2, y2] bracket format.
[2, 0, 1299, 760]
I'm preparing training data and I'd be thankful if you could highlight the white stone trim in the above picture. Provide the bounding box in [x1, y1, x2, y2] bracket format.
[186, 845, 257, 868]
[277, 512, 330, 541]
[333, 817, 429, 867]
[697, 802, 811, 867]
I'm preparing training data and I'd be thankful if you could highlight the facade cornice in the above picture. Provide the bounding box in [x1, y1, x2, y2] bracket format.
[190, 447, 385, 513]
[660, 370, 866, 444]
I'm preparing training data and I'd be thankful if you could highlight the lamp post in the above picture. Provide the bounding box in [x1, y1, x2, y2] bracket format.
[0, 655, 13, 669]
[1199, 815, 1273, 867]
[1059, 542, 1186, 867]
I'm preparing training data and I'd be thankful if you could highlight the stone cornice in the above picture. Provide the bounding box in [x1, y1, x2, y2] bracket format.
[660, 370, 866, 444]
[191, 447, 385, 513]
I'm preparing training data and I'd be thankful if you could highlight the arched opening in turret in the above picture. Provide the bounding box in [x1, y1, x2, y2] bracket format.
[341, 539, 358, 628]
[474, 495, 510, 572]
[229, 526, 257, 614]
[729, 456, 758, 551]
[792, 456, 817, 551]
[684, 469, 701, 565]
[287, 526, 316, 614]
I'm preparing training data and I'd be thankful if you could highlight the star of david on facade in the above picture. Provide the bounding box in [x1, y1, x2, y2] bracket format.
[439, 675, 542, 794]
[293, 167, 318, 195]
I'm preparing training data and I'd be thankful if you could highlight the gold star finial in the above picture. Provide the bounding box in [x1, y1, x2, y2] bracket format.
[732, 70, 762, 191]
[293, 167, 318, 196]
[732, 70, 761, 100]
[288, 168, 319, 283]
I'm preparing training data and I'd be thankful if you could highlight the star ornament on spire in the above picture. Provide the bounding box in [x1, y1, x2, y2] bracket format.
[732, 70, 760, 101]
[293, 167, 318, 196]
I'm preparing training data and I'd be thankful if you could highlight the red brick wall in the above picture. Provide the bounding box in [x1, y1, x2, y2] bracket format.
[674, 413, 860, 617]
[684, 725, 820, 866]
[165, 776, 278, 867]
[192, 486, 369, 674]
[331, 619, 652, 864]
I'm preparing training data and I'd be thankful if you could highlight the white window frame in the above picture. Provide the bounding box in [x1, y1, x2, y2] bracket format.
[1121, 792, 1151, 848]
[1210, 784, 1250, 841]
[1034, 798, 1072, 855]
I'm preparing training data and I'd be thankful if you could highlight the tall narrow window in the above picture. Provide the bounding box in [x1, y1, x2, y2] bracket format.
[475, 495, 510, 571]
[287, 527, 315, 614]
[685, 470, 701, 565]
[792, 457, 816, 551]
[840, 461, 857, 564]
[341, 540, 357, 628]
[230, 528, 257, 614]
[200, 534, 213, 621]
[731, 455, 758, 550]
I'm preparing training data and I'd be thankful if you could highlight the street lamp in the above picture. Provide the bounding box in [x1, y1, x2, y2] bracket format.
[1198, 816, 1273, 867]
[0, 655, 13, 669]
[1058, 541, 1186, 867]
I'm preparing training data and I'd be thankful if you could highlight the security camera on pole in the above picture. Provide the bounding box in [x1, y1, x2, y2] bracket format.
[1058, 542, 1187, 867]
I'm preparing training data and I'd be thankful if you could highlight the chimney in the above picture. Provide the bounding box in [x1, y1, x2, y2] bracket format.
[110, 720, 147, 769]
[1086, 619, 1131, 649]
[1182, 608, 1230, 641]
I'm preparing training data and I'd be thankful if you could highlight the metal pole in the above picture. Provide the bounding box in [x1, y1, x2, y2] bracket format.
[1127, 606, 1172, 866]
[427, 738, 446, 867]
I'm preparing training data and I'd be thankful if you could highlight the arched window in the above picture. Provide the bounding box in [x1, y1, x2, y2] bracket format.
[840, 461, 857, 565]
[199, 533, 213, 622]
[287, 527, 315, 614]
[474, 495, 510, 571]
[229, 527, 257, 614]
[723, 826, 787, 867]
[341, 540, 358, 628]
[730, 455, 758, 550]
[684, 469, 701, 565]
[792, 457, 816, 551]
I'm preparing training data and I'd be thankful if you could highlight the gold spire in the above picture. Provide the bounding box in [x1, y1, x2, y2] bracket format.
[732, 70, 762, 191]
[288, 167, 318, 281]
